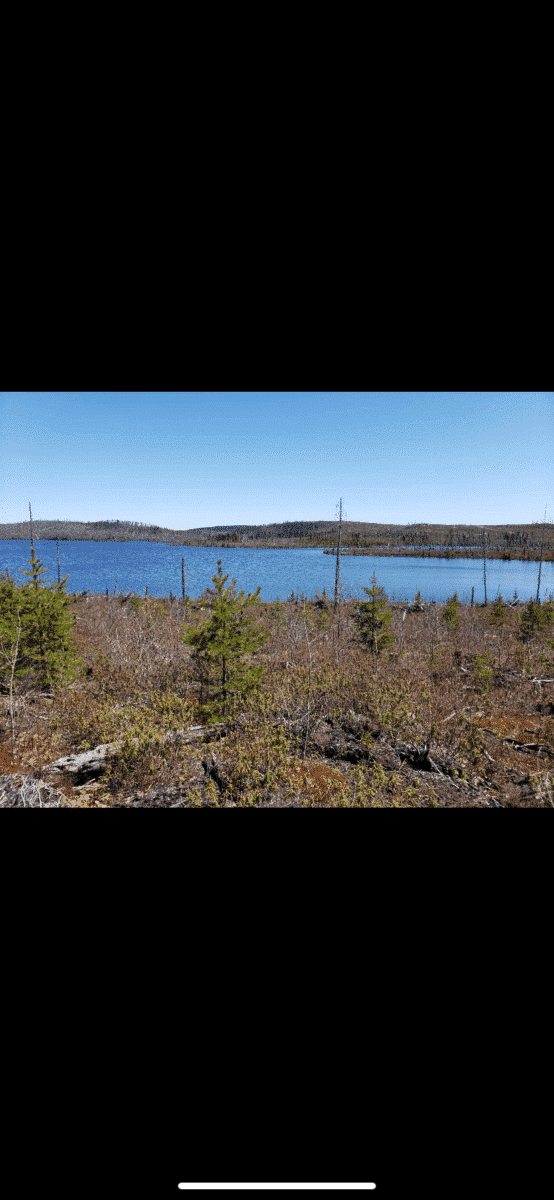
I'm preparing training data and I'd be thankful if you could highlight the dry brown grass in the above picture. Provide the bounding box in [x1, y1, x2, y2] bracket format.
[1, 589, 553, 807]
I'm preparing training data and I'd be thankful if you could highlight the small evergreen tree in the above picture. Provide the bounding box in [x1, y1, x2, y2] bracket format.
[442, 591, 460, 631]
[0, 571, 23, 681]
[353, 572, 393, 655]
[518, 597, 554, 644]
[179, 560, 270, 721]
[0, 549, 86, 693]
[489, 594, 507, 628]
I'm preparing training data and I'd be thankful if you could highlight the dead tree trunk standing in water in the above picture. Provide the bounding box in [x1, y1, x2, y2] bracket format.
[536, 505, 548, 603]
[334, 497, 344, 613]
[333, 498, 347, 653]
[483, 528, 487, 606]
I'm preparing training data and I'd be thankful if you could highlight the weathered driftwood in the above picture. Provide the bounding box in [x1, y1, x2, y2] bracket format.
[0, 773, 71, 807]
[41, 722, 230, 783]
[499, 737, 552, 753]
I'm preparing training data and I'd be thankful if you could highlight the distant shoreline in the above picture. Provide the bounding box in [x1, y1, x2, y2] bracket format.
[322, 548, 551, 563]
[0, 534, 549, 564]
[1, 517, 552, 565]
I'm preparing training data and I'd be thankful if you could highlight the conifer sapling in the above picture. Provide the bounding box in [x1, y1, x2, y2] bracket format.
[0, 548, 86, 693]
[353, 572, 394, 655]
[179, 560, 269, 721]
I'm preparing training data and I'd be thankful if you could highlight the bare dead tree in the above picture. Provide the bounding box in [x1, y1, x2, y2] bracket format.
[334, 498, 347, 613]
[483, 527, 487, 606]
[302, 600, 312, 760]
[0, 606, 22, 762]
[536, 505, 548, 603]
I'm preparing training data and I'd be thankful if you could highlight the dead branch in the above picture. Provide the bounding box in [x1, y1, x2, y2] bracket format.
[41, 722, 231, 782]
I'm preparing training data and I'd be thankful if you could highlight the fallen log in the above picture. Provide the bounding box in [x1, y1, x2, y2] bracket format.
[41, 722, 231, 784]
[501, 739, 552, 753]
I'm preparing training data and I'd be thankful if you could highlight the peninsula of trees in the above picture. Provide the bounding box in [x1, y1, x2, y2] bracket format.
[0, 518, 552, 561]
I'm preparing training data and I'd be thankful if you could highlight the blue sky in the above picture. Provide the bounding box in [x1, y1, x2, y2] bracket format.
[2, 391, 552, 529]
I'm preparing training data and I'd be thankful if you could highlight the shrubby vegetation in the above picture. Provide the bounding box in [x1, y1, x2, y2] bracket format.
[1, 558, 554, 807]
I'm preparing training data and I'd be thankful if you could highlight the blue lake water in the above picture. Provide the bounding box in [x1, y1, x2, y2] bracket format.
[1, 539, 552, 606]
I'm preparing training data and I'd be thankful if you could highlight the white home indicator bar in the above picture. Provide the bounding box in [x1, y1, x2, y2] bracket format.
[178, 1187, 376, 1192]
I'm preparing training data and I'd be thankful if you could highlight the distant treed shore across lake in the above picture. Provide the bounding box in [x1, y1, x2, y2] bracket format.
[1, 517, 553, 562]
[1, 539, 551, 608]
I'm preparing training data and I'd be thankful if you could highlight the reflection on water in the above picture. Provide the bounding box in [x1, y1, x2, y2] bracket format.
[1, 540, 552, 606]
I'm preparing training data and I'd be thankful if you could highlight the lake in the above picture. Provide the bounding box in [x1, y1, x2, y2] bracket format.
[1, 540, 552, 606]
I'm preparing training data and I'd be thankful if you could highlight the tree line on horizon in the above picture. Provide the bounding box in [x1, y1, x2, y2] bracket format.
[0, 516, 552, 560]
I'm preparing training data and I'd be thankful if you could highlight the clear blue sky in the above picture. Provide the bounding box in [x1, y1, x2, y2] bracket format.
[2, 391, 552, 528]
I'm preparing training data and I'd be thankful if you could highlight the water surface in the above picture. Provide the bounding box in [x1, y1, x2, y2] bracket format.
[1, 540, 552, 605]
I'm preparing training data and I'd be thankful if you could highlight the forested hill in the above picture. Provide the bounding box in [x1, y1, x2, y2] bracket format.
[0, 517, 552, 559]
[0, 518, 338, 542]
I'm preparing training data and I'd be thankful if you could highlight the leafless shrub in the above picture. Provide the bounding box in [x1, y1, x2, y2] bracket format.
[2, 585, 553, 807]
